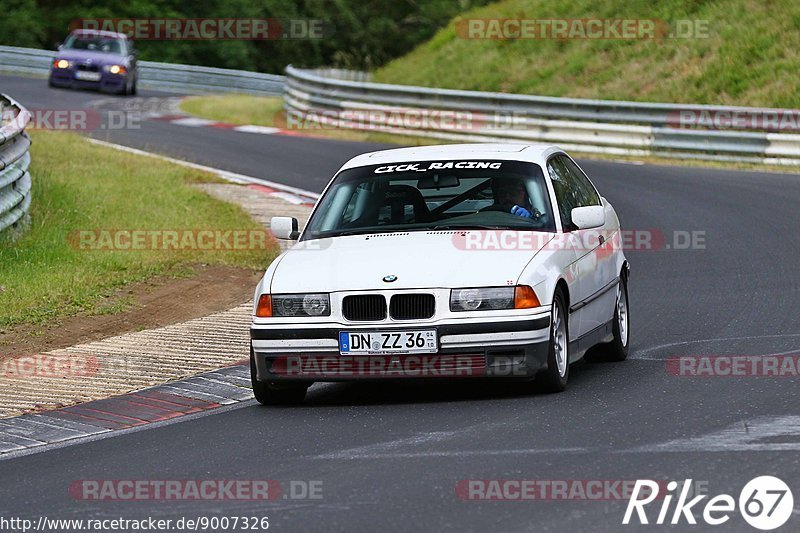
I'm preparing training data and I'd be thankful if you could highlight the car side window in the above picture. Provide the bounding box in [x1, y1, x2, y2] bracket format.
[560, 156, 601, 206]
[547, 157, 575, 229]
[547, 155, 601, 230]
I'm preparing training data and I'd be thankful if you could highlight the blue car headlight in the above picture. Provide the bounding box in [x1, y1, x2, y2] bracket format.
[103, 65, 127, 75]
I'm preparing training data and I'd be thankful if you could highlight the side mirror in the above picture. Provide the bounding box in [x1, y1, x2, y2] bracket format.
[270, 216, 300, 240]
[55, 42, 63, 50]
[571, 206, 605, 229]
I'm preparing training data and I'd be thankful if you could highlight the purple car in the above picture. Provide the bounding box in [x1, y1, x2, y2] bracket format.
[49, 30, 138, 95]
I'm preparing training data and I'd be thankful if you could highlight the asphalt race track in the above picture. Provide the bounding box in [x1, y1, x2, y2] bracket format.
[1, 73, 799, 531]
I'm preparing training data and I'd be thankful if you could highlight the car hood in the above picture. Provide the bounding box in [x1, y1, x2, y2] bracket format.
[56, 49, 124, 64]
[269, 231, 555, 293]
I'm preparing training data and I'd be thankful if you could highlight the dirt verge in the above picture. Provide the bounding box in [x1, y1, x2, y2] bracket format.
[0, 264, 262, 359]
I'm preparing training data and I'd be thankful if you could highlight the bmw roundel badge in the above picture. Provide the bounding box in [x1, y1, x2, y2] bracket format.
[383, 274, 398, 282]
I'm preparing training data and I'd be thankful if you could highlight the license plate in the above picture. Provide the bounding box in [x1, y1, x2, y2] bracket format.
[339, 330, 437, 355]
[75, 71, 101, 81]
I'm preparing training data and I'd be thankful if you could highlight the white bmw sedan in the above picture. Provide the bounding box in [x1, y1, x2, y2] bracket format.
[250, 144, 629, 404]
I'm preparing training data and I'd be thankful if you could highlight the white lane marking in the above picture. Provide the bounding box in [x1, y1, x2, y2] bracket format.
[170, 117, 218, 127]
[312, 448, 588, 460]
[86, 138, 319, 199]
[316, 430, 463, 459]
[314, 424, 589, 460]
[633, 333, 800, 360]
[609, 159, 645, 165]
[233, 125, 281, 135]
[627, 415, 800, 453]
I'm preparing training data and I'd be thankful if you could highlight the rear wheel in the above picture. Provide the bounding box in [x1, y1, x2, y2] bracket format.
[250, 350, 308, 405]
[538, 290, 569, 392]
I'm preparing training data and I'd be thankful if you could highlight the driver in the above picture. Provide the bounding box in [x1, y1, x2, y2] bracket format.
[488, 178, 537, 218]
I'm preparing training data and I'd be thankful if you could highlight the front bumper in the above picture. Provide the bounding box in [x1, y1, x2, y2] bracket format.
[251, 314, 551, 382]
[49, 70, 128, 92]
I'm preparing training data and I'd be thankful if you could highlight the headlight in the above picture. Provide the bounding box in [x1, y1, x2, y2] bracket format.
[53, 59, 70, 69]
[450, 286, 540, 311]
[271, 293, 330, 317]
[105, 65, 127, 74]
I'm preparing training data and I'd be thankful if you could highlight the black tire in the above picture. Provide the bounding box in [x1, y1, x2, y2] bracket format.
[537, 289, 569, 392]
[588, 272, 630, 362]
[250, 350, 308, 405]
[130, 77, 137, 95]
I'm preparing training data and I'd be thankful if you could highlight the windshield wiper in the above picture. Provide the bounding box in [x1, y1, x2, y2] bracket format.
[429, 224, 512, 231]
[313, 228, 406, 238]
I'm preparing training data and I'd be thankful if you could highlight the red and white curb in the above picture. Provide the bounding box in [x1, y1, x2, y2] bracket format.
[0, 138, 319, 455]
[86, 138, 319, 206]
[150, 114, 307, 137]
[0, 363, 252, 457]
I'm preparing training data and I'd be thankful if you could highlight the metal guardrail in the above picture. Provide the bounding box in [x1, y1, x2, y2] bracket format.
[3, 45, 798, 165]
[0, 94, 32, 237]
[0, 45, 285, 96]
[284, 66, 800, 165]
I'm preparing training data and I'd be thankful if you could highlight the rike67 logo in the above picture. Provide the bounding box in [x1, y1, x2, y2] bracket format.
[623, 476, 793, 530]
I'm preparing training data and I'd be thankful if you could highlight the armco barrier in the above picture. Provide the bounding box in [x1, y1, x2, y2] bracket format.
[3, 44, 799, 165]
[0, 94, 32, 236]
[284, 66, 800, 166]
[0, 45, 284, 96]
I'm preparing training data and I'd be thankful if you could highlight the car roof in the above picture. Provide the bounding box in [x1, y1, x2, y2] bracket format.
[69, 29, 128, 40]
[339, 143, 563, 171]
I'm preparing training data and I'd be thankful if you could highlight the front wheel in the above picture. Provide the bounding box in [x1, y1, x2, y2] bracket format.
[588, 273, 629, 362]
[537, 290, 569, 392]
[250, 350, 309, 405]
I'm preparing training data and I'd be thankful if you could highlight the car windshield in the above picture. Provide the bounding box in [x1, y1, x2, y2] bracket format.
[302, 159, 555, 240]
[63, 35, 124, 54]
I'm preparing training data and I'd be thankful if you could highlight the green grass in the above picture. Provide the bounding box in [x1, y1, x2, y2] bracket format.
[0, 131, 277, 329]
[179, 94, 442, 146]
[180, 94, 285, 127]
[374, 0, 800, 107]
